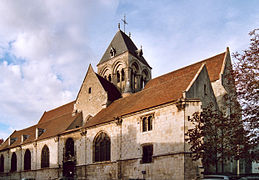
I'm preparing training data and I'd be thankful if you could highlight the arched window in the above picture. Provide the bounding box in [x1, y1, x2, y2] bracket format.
[11, 152, 17, 172]
[24, 149, 31, 170]
[131, 63, 139, 90]
[41, 145, 49, 168]
[121, 69, 125, 81]
[108, 74, 111, 82]
[140, 76, 144, 89]
[94, 132, 111, 162]
[142, 69, 149, 87]
[117, 71, 120, 83]
[0, 154, 4, 172]
[65, 138, 74, 158]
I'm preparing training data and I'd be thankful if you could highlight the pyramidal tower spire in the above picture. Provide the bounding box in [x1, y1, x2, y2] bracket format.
[97, 28, 152, 96]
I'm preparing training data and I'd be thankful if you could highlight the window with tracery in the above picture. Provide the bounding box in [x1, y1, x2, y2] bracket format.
[11, 152, 17, 172]
[0, 154, 4, 172]
[41, 145, 49, 168]
[24, 149, 31, 170]
[94, 132, 111, 162]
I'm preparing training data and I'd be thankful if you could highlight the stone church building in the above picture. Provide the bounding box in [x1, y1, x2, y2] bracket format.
[0, 29, 239, 179]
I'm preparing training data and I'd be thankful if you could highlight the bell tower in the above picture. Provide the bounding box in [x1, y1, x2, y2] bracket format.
[97, 29, 152, 96]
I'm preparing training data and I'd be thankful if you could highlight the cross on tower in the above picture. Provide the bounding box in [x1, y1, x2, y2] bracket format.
[121, 14, 128, 33]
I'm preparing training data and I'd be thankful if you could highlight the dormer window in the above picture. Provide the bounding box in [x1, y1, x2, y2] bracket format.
[9, 137, 17, 145]
[110, 47, 116, 57]
[36, 128, 45, 139]
[21, 135, 29, 143]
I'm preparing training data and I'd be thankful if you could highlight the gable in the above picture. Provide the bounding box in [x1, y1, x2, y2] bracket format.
[185, 64, 218, 109]
[84, 63, 203, 128]
[75, 65, 121, 122]
[145, 52, 226, 90]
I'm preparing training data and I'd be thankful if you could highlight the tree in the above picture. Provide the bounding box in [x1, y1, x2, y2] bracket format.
[186, 29, 259, 173]
[185, 103, 246, 173]
[232, 29, 259, 153]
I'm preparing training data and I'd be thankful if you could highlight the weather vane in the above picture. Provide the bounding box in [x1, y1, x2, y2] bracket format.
[121, 14, 128, 33]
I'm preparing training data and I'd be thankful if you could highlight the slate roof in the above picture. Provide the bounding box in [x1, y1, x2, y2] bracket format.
[98, 30, 151, 68]
[85, 51, 226, 128]
[96, 73, 121, 101]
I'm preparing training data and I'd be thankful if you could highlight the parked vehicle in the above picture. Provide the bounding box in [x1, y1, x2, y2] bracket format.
[239, 176, 259, 180]
[202, 175, 230, 180]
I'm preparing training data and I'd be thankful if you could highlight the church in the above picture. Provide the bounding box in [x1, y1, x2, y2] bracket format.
[0, 28, 241, 179]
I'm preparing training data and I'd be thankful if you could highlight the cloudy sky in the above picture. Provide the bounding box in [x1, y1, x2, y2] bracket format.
[0, 0, 258, 140]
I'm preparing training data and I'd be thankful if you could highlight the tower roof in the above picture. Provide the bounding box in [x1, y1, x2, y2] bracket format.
[98, 30, 151, 68]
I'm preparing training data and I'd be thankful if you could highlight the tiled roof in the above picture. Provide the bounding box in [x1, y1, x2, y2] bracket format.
[85, 64, 202, 128]
[0, 50, 227, 150]
[85, 51, 226, 128]
[145, 52, 226, 90]
[0, 106, 82, 151]
[0, 125, 37, 151]
[38, 101, 75, 124]
[98, 30, 151, 68]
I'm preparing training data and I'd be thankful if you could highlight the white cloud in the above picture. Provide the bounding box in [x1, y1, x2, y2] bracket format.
[0, 0, 119, 138]
[0, 0, 258, 140]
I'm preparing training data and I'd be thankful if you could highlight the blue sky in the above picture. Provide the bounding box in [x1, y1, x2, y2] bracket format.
[0, 0, 258, 140]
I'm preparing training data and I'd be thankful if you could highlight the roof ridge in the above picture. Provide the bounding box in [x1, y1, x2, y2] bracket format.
[37, 112, 74, 125]
[111, 68, 199, 105]
[147, 51, 225, 85]
[14, 124, 37, 133]
[144, 66, 201, 90]
[45, 100, 75, 113]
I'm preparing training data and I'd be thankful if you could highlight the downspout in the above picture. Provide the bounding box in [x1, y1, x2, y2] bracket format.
[34, 141, 37, 179]
[84, 128, 87, 179]
[20, 146, 22, 180]
[119, 117, 122, 179]
[182, 93, 186, 180]
[57, 135, 60, 178]
[183, 99, 186, 180]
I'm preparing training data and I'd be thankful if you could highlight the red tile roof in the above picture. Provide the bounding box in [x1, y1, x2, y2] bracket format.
[145, 52, 226, 90]
[0, 105, 81, 151]
[85, 51, 226, 128]
[85, 64, 202, 128]
[38, 101, 75, 124]
[0, 51, 226, 150]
